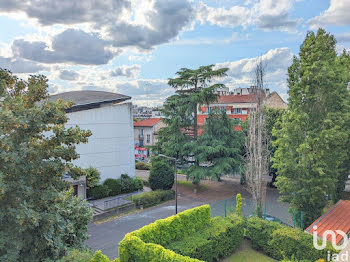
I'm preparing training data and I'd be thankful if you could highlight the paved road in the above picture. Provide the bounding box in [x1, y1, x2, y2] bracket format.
[86, 196, 206, 259]
[86, 171, 291, 260]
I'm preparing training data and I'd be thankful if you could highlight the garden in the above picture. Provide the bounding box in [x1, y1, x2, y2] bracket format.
[62, 197, 337, 262]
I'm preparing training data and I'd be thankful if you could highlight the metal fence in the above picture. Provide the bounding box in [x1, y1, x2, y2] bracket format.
[103, 190, 142, 210]
[210, 195, 293, 227]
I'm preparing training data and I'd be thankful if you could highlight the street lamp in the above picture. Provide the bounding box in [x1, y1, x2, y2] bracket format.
[158, 154, 178, 214]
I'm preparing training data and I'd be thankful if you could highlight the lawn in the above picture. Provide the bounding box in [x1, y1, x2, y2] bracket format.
[223, 239, 276, 262]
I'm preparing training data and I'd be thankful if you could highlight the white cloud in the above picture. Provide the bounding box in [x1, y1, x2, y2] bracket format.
[307, 0, 350, 29]
[196, 0, 301, 32]
[110, 64, 141, 78]
[11, 29, 118, 65]
[215, 47, 293, 90]
[58, 70, 80, 81]
[0, 56, 46, 73]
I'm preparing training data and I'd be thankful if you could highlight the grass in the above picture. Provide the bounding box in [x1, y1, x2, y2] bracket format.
[223, 239, 276, 262]
[177, 180, 209, 190]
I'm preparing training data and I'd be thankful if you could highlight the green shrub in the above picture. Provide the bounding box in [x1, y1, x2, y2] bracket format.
[129, 205, 211, 246]
[88, 185, 111, 199]
[149, 159, 174, 190]
[245, 216, 283, 254]
[269, 227, 336, 261]
[130, 190, 174, 208]
[103, 179, 122, 196]
[246, 217, 337, 261]
[134, 177, 144, 191]
[57, 249, 93, 262]
[119, 205, 211, 262]
[135, 162, 151, 170]
[165, 214, 244, 261]
[119, 235, 202, 262]
[120, 174, 137, 193]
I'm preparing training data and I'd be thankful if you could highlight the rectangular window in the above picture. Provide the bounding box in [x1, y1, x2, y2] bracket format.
[231, 108, 242, 114]
[147, 134, 150, 143]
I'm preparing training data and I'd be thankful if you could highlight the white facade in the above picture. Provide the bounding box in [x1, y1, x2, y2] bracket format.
[66, 102, 135, 182]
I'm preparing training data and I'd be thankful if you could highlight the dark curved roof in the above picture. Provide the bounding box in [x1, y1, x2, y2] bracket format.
[48, 90, 131, 112]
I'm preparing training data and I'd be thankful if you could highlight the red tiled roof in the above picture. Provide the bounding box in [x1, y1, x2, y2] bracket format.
[305, 200, 350, 244]
[217, 94, 261, 104]
[134, 118, 161, 127]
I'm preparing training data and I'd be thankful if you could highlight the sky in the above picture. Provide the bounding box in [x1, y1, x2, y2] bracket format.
[0, 0, 349, 106]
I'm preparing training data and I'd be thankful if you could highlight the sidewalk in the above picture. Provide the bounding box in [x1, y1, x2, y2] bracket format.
[89, 187, 151, 210]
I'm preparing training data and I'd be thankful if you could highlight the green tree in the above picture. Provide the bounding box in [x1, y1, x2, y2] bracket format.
[85, 166, 101, 189]
[187, 109, 244, 183]
[157, 65, 228, 184]
[0, 69, 93, 261]
[149, 157, 175, 191]
[264, 107, 286, 186]
[168, 65, 228, 141]
[272, 29, 350, 227]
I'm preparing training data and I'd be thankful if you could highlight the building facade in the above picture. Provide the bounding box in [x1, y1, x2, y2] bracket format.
[197, 87, 287, 131]
[134, 118, 165, 157]
[49, 90, 136, 185]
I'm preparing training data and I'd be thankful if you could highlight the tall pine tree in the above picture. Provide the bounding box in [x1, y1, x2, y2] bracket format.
[272, 29, 350, 227]
[187, 109, 244, 183]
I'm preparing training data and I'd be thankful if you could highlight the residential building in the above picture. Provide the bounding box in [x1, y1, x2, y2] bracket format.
[198, 87, 287, 132]
[134, 118, 165, 157]
[48, 90, 136, 188]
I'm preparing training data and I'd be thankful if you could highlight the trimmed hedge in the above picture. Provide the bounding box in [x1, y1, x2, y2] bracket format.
[119, 205, 212, 262]
[129, 205, 211, 246]
[88, 174, 143, 200]
[245, 216, 283, 254]
[165, 214, 244, 261]
[245, 216, 337, 261]
[135, 162, 151, 170]
[129, 190, 174, 208]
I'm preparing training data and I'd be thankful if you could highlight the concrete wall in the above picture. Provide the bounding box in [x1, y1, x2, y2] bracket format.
[66, 102, 135, 181]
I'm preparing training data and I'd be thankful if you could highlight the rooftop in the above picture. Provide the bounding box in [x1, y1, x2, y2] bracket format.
[134, 118, 162, 127]
[48, 90, 131, 112]
[305, 200, 350, 244]
[216, 93, 263, 104]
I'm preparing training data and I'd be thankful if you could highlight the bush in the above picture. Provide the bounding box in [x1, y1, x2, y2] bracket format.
[134, 177, 144, 191]
[135, 162, 151, 170]
[149, 159, 174, 190]
[103, 179, 122, 196]
[57, 249, 93, 262]
[165, 214, 244, 261]
[119, 205, 212, 262]
[88, 175, 143, 200]
[129, 205, 211, 246]
[245, 216, 282, 254]
[88, 185, 111, 199]
[91, 251, 120, 262]
[269, 227, 336, 261]
[130, 190, 174, 208]
[245, 216, 337, 261]
[120, 174, 137, 193]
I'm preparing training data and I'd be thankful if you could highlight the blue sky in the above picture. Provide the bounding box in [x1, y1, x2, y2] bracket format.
[0, 0, 349, 106]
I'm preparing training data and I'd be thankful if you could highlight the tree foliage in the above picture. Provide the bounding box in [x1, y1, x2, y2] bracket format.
[272, 29, 350, 227]
[0, 69, 93, 261]
[156, 65, 230, 184]
[85, 166, 101, 189]
[149, 157, 175, 191]
[187, 109, 244, 183]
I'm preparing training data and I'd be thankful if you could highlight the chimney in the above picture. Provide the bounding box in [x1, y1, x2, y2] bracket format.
[265, 88, 270, 96]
